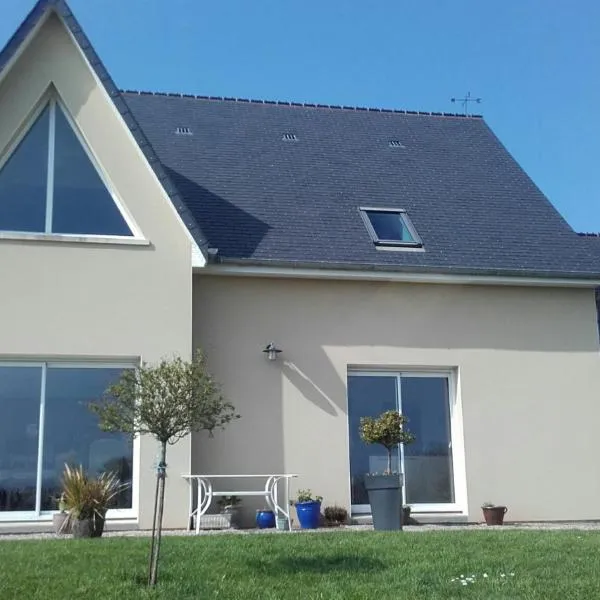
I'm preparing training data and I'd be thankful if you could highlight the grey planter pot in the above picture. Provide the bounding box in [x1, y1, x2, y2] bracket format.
[364, 474, 403, 531]
[53, 512, 71, 535]
[71, 515, 105, 538]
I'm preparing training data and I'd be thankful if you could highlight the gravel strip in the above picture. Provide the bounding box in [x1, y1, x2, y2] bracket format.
[2, 521, 600, 541]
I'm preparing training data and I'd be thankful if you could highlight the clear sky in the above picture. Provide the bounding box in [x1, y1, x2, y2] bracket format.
[2, 0, 599, 233]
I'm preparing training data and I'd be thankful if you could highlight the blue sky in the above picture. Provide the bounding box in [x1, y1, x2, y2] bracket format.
[2, 0, 599, 233]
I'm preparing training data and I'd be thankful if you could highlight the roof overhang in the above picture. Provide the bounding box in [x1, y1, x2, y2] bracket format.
[195, 263, 600, 289]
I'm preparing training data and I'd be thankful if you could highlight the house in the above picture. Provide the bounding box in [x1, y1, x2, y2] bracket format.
[579, 233, 600, 336]
[0, 0, 599, 532]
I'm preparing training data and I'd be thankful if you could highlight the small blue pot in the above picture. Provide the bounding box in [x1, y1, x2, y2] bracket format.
[295, 501, 321, 529]
[256, 509, 275, 529]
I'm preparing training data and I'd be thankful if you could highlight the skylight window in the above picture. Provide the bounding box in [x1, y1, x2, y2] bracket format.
[360, 208, 422, 247]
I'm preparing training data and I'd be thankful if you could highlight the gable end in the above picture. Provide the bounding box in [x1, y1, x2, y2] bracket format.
[0, 0, 209, 263]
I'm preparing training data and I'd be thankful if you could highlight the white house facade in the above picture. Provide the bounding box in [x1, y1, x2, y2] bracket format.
[0, 0, 599, 531]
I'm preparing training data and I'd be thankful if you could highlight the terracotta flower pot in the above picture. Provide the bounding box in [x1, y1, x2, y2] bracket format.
[482, 506, 507, 526]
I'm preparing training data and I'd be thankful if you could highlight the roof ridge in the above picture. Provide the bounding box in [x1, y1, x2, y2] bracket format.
[120, 89, 483, 119]
[578, 232, 600, 237]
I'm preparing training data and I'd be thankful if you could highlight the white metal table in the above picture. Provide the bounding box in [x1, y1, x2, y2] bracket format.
[182, 474, 298, 534]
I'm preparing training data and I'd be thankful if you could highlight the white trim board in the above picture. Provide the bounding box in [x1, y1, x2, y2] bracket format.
[197, 264, 600, 289]
[55, 11, 206, 268]
[0, 10, 53, 92]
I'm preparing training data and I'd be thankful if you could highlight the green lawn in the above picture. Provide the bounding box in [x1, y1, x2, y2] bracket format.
[1, 530, 599, 599]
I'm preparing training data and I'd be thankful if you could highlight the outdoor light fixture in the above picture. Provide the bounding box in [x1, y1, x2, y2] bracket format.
[262, 342, 282, 361]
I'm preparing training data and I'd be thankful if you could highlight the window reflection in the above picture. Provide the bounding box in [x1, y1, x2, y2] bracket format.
[52, 107, 132, 236]
[348, 373, 455, 508]
[0, 364, 133, 514]
[0, 367, 42, 511]
[348, 376, 398, 505]
[402, 377, 454, 504]
[41, 368, 133, 510]
[0, 106, 49, 233]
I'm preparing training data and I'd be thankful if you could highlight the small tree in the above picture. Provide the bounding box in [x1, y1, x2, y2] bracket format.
[359, 410, 415, 474]
[90, 351, 238, 586]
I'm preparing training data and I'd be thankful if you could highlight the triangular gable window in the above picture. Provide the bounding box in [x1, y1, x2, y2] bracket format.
[0, 99, 133, 237]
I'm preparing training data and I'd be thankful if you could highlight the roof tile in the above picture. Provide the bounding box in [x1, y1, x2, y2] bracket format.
[122, 91, 600, 279]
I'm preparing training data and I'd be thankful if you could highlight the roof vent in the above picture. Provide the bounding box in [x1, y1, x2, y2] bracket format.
[282, 133, 297, 141]
[175, 126, 193, 135]
[388, 140, 405, 148]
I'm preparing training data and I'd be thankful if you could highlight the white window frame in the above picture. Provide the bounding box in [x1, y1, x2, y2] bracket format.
[0, 359, 140, 523]
[0, 89, 146, 244]
[347, 368, 467, 515]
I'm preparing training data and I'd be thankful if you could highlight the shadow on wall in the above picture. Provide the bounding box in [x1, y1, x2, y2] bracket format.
[193, 276, 600, 431]
[190, 354, 286, 502]
[164, 166, 270, 258]
[260, 278, 600, 354]
[282, 361, 339, 417]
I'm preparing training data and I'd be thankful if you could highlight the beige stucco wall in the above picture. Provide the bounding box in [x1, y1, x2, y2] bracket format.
[0, 14, 192, 529]
[192, 274, 600, 522]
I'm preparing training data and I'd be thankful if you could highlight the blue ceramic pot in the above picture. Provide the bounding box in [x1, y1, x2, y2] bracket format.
[295, 501, 321, 529]
[256, 509, 276, 529]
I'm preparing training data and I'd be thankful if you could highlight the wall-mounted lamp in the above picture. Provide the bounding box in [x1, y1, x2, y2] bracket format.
[262, 342, 282, 361]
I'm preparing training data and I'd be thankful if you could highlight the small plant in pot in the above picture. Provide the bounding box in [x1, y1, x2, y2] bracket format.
[52, 493, 71, 535]
[217, 495, 242, 528]
[481, 502, 508, 526]
[359, 410, 415, 531]
[323, 505, 349, 527]
[293, 489, 323, 529]
[62, 464, 129, 538]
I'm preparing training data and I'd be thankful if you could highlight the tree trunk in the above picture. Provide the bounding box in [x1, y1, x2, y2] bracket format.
[386, 447, 392, 475]
[147, 464, 161, 585]
[148, 442, 167, 587]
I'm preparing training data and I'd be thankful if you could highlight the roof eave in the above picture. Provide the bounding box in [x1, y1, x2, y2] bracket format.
[195, 258, 600, 288]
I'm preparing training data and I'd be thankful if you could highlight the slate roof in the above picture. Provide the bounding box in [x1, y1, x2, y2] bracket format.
[579, 232, 600, 258]
[123, 91, 600, 279]
[1, 0, 599, 280]
[0, 0, 209, 256]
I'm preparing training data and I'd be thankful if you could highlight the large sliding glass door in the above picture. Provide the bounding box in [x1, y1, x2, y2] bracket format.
[0, 367, 42, 512]
[0, 362, 135, 520]
[348, 371, 462, 513]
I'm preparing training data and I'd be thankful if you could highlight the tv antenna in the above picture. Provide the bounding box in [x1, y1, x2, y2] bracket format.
[451, 91, 482, 116]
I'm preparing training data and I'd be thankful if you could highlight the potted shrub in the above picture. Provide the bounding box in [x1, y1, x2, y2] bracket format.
[323, 505, 348, 527]
[359, 410, 415, 531]
[62, 464, 128, 538]
[52, 493, 71, 535]
[402, 505, 412, 526]
[217, 495, 242, 529]
[293, 489, 323, 529]
[481, 502, 508, 526]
